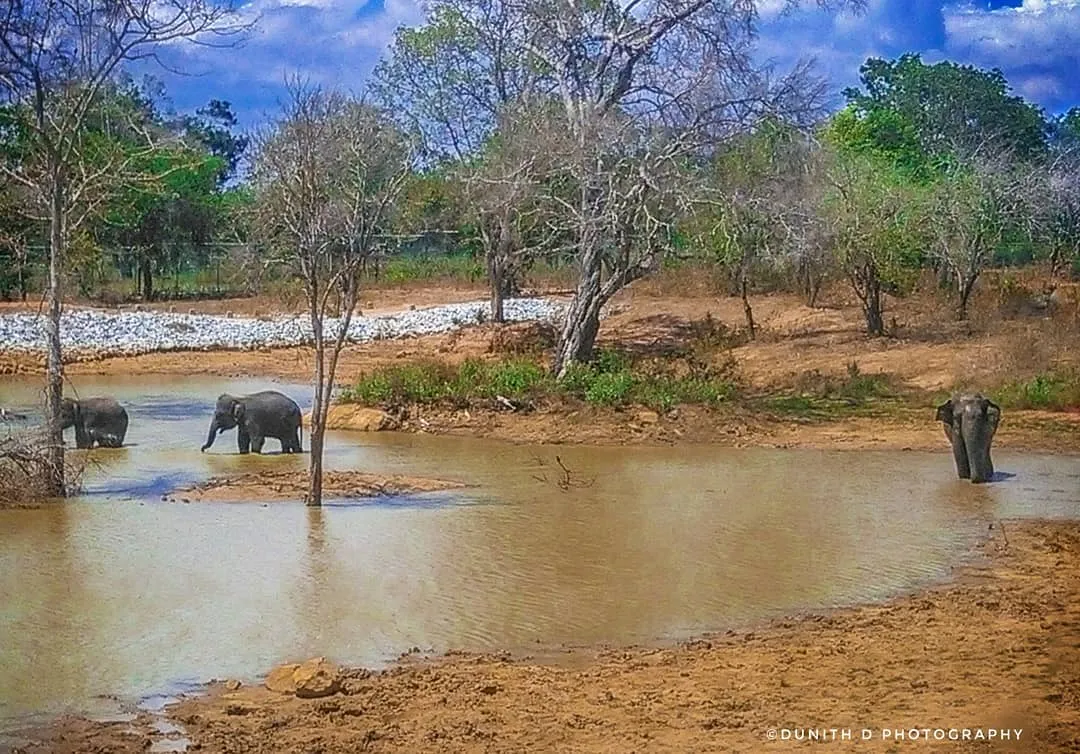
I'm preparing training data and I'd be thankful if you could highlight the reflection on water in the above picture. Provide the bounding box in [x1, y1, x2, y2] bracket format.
[0, 374, 1078, 730]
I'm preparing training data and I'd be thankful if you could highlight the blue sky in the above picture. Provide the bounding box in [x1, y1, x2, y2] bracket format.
[151, 0, 1080, 131]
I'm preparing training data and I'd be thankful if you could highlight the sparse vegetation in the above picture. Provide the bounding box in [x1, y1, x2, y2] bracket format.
[761, 362, 902, 420]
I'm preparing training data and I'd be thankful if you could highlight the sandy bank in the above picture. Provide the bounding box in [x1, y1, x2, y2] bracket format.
[15, 519, 1080, 752]
[163, 469, 467, 503]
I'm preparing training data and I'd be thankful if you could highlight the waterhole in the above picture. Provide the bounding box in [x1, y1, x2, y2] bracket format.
[0, 374, 1077, 731]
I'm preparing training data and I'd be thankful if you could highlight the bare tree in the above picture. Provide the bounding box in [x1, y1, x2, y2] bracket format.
[506, 0, 862, 376]
[251, 83, 411, 507]
[1029, 158, 1080, 285]
[457, 102, 561, 322]
[692, 122, 827, 337]
[0, 0, 250, 495]
[374, 0, 862, 375]
[371, 0, 544, 162]
[927, 153, 1033, 320]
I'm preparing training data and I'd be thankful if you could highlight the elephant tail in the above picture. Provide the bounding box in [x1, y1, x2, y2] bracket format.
[299, 414, 304, 451]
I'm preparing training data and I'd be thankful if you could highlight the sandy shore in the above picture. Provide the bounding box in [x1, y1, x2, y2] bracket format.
[13, 519, 1079, 753]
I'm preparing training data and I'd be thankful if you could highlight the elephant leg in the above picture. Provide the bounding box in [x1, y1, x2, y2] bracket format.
[282, 432, 298, 453]
[251, 436, 265, 454]
[237, 426, 251, 454]
[74, 427, 91, 449]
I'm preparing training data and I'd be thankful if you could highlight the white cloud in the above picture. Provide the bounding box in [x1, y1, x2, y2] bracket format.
[945, 0, 1080, 69]
[143, 0, 423, 127]
[943, 0, 1080, 110]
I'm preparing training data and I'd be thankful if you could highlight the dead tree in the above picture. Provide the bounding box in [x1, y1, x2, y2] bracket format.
[251, 83, 410, 506]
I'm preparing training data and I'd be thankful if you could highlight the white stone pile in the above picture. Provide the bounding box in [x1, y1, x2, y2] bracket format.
[0, 298, 565, 359]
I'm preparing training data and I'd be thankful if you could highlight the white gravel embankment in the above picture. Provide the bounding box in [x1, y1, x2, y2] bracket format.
[0, 298, 565, 359]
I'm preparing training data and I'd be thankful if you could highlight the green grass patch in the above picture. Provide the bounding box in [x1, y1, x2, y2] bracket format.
[340, 348, 737, 412]
[759, 362, 903, 420]
[375, 253, 486, 285]
[993, 371, 1080, 411]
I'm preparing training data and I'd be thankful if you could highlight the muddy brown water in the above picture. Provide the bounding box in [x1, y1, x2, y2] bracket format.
[0, 375, 1078, 733]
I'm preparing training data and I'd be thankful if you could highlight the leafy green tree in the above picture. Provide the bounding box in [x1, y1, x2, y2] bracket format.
[821, 116, 928, 335]
[104, 145, 225, 300]
[842, 54, 1049, 162]
[182, 100, 249, 185]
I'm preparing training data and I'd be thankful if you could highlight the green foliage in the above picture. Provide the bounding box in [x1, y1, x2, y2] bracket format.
[341, 350, 737, 412]
[816, 139, 928, 300]
[995, 372, 1080, 411]
[842, 53, 1048, 162]
[826, 105, 936, 183]
[378, 252, 485, 283]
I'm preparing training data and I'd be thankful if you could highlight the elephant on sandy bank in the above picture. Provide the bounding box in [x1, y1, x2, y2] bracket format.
[60, 396, 129, 449]
[935, 393, 1001, 483]
[201, 391, 303, 454]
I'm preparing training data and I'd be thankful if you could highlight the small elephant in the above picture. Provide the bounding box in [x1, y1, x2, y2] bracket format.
[935, 393, 1001, 483]
[60, 396, 128, 449]
[201, 390, 303, 454]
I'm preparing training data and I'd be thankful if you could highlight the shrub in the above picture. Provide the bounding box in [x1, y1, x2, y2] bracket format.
[995, 371, 1080, 411]
[342, 350, 738, 412]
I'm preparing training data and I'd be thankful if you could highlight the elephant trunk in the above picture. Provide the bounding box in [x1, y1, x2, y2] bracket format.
[962, 421, 994, 484]
[201, 419, 220, 452]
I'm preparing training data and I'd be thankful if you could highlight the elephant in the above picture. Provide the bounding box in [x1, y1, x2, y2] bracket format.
[935, 393, 1001, 483]
[59, 396, 129, 449]
[201, 390, 303, 454]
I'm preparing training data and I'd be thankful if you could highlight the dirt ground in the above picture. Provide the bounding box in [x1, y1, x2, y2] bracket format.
[164, 469, 467, 503]
[16, 519, 1079, 753]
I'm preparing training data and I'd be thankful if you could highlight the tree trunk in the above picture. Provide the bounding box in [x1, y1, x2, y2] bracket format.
[140, 255, 153, 301]
[740, 274, 756, 340]
[799, 257, 822, 307]
[44, 181, 66, 497]
[863, 279, 885, 336]
[307, 308, 325, 507]
[488, 253, 505, 324]
[956, 272, 978, 321]
[553, 243, 603, 378]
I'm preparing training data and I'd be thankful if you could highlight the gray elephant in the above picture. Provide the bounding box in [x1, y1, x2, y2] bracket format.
[60, 396, 129, 449]
[201, 390, 303, 454]
[935, 393, 1001, 483]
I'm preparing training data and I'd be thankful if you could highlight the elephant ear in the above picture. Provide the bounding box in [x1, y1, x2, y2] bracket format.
[935, 400, 954, 425]
[231, 401, 246, 422]
[983, 398, 1001, 435]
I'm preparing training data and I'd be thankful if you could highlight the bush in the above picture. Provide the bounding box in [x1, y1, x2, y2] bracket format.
[342, 349, 738, 412]
[995, 371, 1080, 411]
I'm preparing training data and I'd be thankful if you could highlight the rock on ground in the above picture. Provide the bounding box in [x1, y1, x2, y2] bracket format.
[264, 658, 341, 699]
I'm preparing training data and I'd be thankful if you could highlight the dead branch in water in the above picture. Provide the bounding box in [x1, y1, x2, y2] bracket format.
[0, 428, 84, 505]
[531, 454, 596, 492]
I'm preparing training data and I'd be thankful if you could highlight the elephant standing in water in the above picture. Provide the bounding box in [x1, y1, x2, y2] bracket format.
[60, 397, 128, 449]
[201, 391, 303, 454]
[935, 393, 1001, 483]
